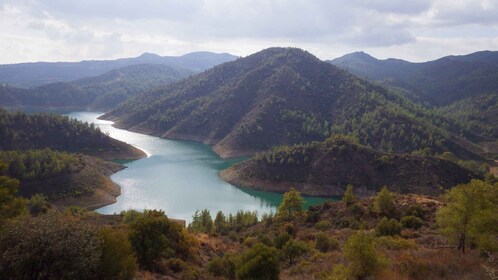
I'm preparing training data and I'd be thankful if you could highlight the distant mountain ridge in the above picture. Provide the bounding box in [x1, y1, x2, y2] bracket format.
[103, 47, 483, 160]
[0, 51, 238, 88]
[0, 63, 194, 110]
[329, 50, 498, 105]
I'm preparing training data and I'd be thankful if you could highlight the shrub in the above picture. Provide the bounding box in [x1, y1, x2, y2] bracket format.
[315, 220, 332, 231]
[0, 212, 101, 279]
[374, 186, 395, 217]
[27, 194, 50, 215]
[376, 217, 402, 236]
[305, 211, 320, 224]
[128, 210, 195, 270]
[375, 236, 417, 250]
[207, 255, 236, 279]
[236, 243, 280, 280]
[284, 222, 297, 237]
[403, 204, 425, 219]
[349, 203, 364, 218]
[282, 239, 310, 265]
[315, 232, 339, 253]
[342, 184, 355, 206]
[401, 215, 423, 229]
[329, 264, 353, 280]
[274, 232, 292, 249]
[277, 188, 304, 221]
[343, 231, 387, 279]
[98, 227, 137, 280]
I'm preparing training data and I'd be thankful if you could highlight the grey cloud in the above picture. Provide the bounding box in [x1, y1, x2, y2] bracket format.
[348, 0, 432, 14]
[432, 1, 498, 26]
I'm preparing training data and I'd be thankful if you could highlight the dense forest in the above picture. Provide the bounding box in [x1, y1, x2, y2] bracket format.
[221, 136, 483, 196]
[0, 108, 144, 160]
[103, 47, 484, 160]
[0, 149, 122, 199]
[330, 51, 498, 147]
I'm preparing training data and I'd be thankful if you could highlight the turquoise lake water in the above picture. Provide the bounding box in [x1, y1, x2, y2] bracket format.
[68, 111, 333, 222]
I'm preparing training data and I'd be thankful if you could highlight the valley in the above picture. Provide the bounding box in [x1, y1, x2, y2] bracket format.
[0, 46, 496, 280]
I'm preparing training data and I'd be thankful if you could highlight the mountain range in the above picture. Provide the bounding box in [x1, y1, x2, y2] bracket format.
[0, 64, 193, 110]
[0, 51, 238, 88]
[330, 51, 498, 142]
[103, 47, 485, 160]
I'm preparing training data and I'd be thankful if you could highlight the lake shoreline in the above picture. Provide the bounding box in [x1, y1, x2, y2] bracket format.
[71, 111, 329, 222]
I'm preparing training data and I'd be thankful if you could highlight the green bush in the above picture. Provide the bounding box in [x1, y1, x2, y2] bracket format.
[27, 194, 50, 215]
[0, 212, 101, 279]
[282, 239, 310, 265]
[207, 255, 236, 279]
[376, 217, 402, 236]
[98, 227, 137, 280]
[128, 210, 195, 270]
[315, 232, 339, 253]
[342, 184, 355, 206]
[274, 232, 292, 249]
[343, 231, 387, 279]
[236, 243, 280, 280]
[305, 211, 320, 224]
[375, 236, 417, 250]
[374, 186, 395, 217]
[315, 220, 332, 231]
[401, 215, 423, 229]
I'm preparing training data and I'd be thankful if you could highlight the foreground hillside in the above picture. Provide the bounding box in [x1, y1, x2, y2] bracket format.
[0, 109, 145, 160]
[221, 137, 480, 196]
[0, 64, 193, 110]
[1, 180, 496, 279]
[103, 47, 482, 160]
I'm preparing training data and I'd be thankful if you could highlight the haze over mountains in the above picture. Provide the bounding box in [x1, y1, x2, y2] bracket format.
[0, 51, 237, 88]
[0, 51, 237, 110]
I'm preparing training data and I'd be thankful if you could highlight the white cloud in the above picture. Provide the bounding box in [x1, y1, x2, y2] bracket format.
[0, 0, 497, 63]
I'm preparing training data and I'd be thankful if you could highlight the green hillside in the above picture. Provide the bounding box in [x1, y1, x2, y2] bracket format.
[0, 109, 144, 160]
[220, 137, 480, 196]
[0, 64, 193, 110]
[104, 47, 482, 160]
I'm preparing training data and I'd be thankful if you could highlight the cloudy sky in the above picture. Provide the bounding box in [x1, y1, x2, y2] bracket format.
[1, 0, 497, 64]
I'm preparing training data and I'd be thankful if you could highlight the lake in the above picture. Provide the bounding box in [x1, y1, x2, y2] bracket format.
[68, 111, 332, 222]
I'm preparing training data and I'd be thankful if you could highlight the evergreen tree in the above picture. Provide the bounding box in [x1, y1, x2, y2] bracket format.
[277, 188, 304, 221]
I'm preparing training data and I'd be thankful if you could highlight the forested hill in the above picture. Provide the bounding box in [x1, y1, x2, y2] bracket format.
[0, 109, 145, 160]
[329, 50, 498, 106]
[103, 47, 483, 160]
[0, 51, 237, 88]
[0, 149, 123, 204]
[220, 137, 480, 196]
[0, 64, 193, 110]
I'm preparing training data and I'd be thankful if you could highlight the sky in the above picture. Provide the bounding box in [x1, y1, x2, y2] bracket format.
[0, 0, 497, 64]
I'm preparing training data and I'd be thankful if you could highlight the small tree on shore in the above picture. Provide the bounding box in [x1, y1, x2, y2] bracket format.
[436, 180, 498, 253]
[342, 184, 355, 206]
[277, 188, 304, 222]
[374, 186, 395, 217]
